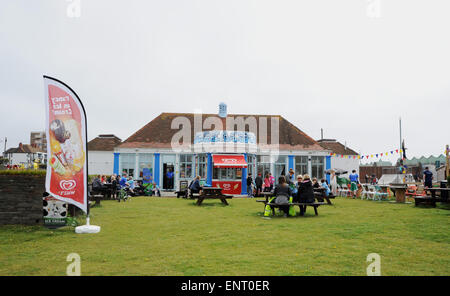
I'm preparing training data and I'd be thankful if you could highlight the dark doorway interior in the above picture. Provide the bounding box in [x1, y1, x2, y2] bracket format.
[163, 163, 175, 190]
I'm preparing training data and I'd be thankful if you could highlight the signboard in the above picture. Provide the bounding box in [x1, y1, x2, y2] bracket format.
[43, 194, 68, 228]
[212, 181, 241, 195]
[44, 76, 88, 213]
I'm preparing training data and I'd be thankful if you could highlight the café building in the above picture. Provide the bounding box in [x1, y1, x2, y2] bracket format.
[114, 107, 331, 195]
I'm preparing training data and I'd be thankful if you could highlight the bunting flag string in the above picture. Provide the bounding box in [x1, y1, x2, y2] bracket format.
[328, 149, 403, 160]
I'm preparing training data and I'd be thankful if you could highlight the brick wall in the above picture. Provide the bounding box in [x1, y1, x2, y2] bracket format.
[0, 174, 45, 225]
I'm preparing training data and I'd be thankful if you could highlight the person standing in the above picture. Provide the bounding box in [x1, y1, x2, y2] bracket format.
[330, 170, 337, 196]
[246, 173, 254, 197]
[349, 170, 359, 198]
[423, 167, 433, 189]
[263, 174, 271, 192]
[167, 168, 174, 189]
[255, 173, 263, 197]
[269, 173, 275, 191]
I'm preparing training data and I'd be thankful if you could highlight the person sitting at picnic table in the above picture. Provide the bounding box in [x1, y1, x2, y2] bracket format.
[189, 176, 202, 197]
[127, 177, 135, 195]
[92, 175, 105, 193]
[312, 177, 320, 189]
[349, 170, 359, 198]
[321, 179, 331, 196]
[152, 182, 161, 197]
[273, 176, 292, 218]
[297, 174, 315, 215]
[423, 167, 433, 189]
[101, 175, 107, 184]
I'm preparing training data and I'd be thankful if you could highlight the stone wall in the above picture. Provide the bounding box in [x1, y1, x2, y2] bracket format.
[0, 174, 45, 225]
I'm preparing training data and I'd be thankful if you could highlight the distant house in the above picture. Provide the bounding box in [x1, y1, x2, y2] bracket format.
[4, 143, 47, 166]
[317, 139, 359, 182]
[87, 134, 122, 175]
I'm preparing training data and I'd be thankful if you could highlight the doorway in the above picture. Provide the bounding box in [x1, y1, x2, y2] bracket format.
[162, 154, 176, 190]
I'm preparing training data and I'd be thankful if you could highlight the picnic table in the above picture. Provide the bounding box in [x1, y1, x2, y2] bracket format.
[256, 189, 328, 216]
[313, 187, 335, 205]
[415, 187, 450, 207]
[194, 187, 232, 206]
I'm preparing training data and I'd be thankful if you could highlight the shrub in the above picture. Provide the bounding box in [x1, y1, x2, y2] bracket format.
[0, 169, 46, 176]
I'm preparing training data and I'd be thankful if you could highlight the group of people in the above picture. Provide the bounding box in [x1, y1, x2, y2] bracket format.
[91, 173, 161, 199]
[247, 169, 333, 199]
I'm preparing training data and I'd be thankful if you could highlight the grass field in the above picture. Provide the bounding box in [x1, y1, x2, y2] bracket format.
[0, 196, 449, 276]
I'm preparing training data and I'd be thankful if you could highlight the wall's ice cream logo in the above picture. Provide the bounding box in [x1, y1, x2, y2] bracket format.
[222, 158, 237, 163]
[223, 183, 231, 190]
[60, 180, 76, 191]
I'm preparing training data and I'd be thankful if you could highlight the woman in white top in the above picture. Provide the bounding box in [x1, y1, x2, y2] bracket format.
[330, 170, 337, 196]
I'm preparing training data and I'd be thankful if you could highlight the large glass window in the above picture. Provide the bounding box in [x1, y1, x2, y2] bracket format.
[311, 156, 325, 180]
[213, 167, 241, 180]
[247, 155, 255, 177]
[120, 153, 136, 178]
[257, 155, 271, 177]
[274, 156, 286, 181]
[180, 154, 193, 179]
[196, 154, 207, 179]
[138, 154, 153, 179]
[295, 156, 308, 177]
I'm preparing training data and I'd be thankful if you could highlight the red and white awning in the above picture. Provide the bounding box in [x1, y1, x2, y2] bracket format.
[212, 154, 247, 168]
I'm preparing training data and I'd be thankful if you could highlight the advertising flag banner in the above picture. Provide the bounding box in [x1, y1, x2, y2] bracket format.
[44, 76, 88, 213]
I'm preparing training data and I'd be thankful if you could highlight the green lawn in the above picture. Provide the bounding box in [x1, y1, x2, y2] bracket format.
[0, 197, 449, 276]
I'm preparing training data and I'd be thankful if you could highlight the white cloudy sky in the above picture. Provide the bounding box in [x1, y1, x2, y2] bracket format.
[0, 0, 449, 164]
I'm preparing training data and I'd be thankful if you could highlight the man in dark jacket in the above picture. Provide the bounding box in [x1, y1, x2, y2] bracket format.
[255, 173, 263, 197]
[246, 173, 253, 197]
[189, 176, 201, 197]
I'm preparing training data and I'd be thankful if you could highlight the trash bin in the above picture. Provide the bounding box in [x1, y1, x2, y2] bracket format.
[440, 181, 448, 201]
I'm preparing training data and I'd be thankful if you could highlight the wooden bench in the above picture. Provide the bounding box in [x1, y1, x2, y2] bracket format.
[414, 196, 442, 207]
[263, 201, 326, 216]
[175, 189, 188, 198]
[193, 187, 232, 205]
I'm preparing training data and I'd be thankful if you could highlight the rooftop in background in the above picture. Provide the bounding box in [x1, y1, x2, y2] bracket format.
[88, 134, 122, 151]
[403, 154, 447, 166]
[4, 143, 45, 154]
[360, 160, 393, 167]
[317, 139, 359, 155]
[118, 112, 325, 151]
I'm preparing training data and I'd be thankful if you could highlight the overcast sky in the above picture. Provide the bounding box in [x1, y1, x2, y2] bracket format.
[1, 0, 449, 164]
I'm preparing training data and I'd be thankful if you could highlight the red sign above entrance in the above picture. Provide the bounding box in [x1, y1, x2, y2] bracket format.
[212, 154, 247, 168]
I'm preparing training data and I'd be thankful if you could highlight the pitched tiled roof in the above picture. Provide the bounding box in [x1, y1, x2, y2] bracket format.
[5, 143, 45, 154]
[88, 134, 122, 151]
[317, 139, 359, 155]
[118, 113, 325, 151]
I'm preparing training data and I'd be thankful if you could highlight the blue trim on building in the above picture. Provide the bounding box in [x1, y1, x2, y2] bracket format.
[206, 153, 213, 186]
[241, 153, 248, 195]
[326, 156, 331, 183]
[154, 153, 160, 186]
[113, 152, 120, 175]
[288, 155, 295, 171]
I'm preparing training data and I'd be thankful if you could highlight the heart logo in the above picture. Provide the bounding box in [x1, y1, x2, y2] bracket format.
[60, 180, 76, 190]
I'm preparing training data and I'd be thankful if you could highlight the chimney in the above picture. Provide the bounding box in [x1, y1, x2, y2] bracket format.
[218, 102, 227, 118]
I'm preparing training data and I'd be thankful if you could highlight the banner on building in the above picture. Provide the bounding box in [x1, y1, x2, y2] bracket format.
[44, 76, 88, 213]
